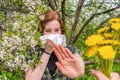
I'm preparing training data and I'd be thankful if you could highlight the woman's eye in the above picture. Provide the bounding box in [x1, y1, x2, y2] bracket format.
[55, 29, 60, 32]
[45, 30, 51, 32]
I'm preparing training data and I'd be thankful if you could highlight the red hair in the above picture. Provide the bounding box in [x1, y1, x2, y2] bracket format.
[39, 10, 66, 35]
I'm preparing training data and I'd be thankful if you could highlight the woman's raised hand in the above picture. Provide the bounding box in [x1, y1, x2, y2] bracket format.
[53, 45, 84, 79]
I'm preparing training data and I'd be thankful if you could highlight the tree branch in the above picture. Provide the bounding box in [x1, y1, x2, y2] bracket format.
[96, 3, 120, 15]
[85, 59, 120, 65]
[71, 0, 84, 31]
[69, 0, 84, 44]
[48, 0, 56, 10]
[61, 0, 66, 24]
[71, 14, 95, 44]
[54, 0, 58, 9]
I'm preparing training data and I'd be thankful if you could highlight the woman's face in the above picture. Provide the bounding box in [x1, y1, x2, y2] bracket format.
[43, 20, 62, 35]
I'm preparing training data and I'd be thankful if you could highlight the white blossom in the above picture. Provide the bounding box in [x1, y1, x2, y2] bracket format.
[0, 51, 6, 60]
[40, 15, 45, 21]
[21, 63, 29, 71]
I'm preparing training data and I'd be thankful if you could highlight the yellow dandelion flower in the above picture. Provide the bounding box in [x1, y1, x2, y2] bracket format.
[85, 34, 104, 46]
[98, 45, 115, 59]
[111, 23, 120, 31]
[86, 46, 97, 57]
[108, 18, 120, 24]
[99, 40, 120, 46]
[97, 27, 110, 34]
[112, 40, 120, 45]
[103, 33, 113, 39]
[99, 40, 113, 45]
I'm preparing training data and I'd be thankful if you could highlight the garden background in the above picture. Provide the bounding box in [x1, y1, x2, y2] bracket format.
[0, 0, 120, 80]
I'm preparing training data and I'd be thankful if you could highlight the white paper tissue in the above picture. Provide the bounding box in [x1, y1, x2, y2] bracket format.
[40, 34, 67, 47]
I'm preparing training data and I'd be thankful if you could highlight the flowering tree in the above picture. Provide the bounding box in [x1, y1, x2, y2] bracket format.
[0, 0, 46, 79]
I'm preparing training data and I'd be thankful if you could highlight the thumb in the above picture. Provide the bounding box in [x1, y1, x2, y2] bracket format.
[111, 72, 120, 80]
[91, 70, 109, 80]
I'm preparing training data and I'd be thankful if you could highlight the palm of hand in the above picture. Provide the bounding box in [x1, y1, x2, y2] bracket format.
[59, 58, 83, 78]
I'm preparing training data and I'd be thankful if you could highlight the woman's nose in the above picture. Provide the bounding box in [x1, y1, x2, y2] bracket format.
[51, 31, 56, 34]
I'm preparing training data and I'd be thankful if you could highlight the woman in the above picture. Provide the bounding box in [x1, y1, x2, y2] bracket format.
[25, 10, 84, 80]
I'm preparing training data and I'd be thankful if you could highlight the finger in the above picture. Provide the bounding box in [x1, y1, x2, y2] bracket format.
[46, 39, 55, 46]
[55, 62, 63, 70]
[45, 39, 55, 52]
[111, 72, 120, 80]
[65, 48, 75, 59]
[91, 70, 109, 80]
[55, 62, 65, 73]
[46, 39, 53, 43]
[59, 45, 69, 59]
[54, 45, 65, 60]
[56, 62, 68, 76]
[48, 39, 55, 44]
[53, 46, 63, 61]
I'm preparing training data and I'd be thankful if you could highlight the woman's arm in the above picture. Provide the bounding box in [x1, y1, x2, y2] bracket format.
[25, 52, 51, 80]
[25, 39, 55, 80]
